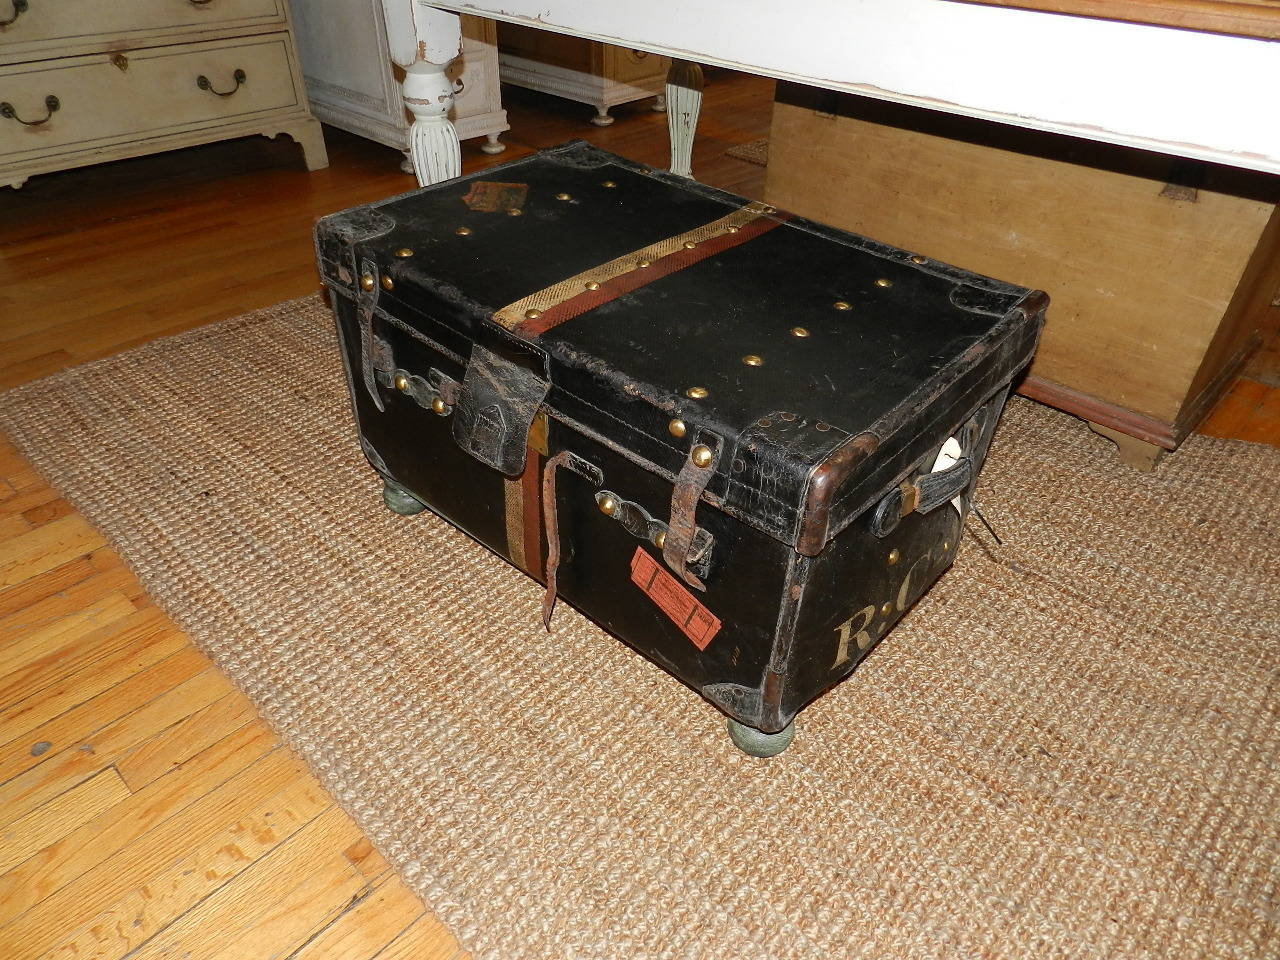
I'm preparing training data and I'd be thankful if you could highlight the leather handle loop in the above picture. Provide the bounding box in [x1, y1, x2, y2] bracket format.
[914, 457, 971, 514]
[871, 457, 971, 538]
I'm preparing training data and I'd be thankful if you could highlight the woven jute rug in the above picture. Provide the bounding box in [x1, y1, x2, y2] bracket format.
[2, 295, 1278, 960]
[725, 138, 769, 166]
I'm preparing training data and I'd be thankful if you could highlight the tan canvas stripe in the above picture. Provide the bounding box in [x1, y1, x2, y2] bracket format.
[503, 475, 527, 572]
[492, 200, 775, 330]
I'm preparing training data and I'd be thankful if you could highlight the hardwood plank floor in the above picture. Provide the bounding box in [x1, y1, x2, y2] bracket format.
[0, 66, 1275, 960]
[0, 70, 771, 960]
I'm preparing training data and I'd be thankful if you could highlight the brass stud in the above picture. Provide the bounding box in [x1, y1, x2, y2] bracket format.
[683, 240, 697, 250]
[757, 418, 772, 428]
[380, 275, 394, 291]
[726, 225, 740, 234]
[779, 412, 796, 422]
[910, 255, 926, 264]
[585, 280, 601, 291]
[637, 259, 652, 268]
[887, 548, 900, 565]
[833, 301, 851, 311]
[431, 397, 448, 416]
[598, 495, 618, 516]
[668, 419, 687, 438]
[881, 602, 894, 617]
[875, 278, 893, 288]
[359, 274, 375, 292]
[394, 248, 414, 258]
[524, 308, 542, 320]
[602, 180, 617, 188]
[506, 208, 523, 217]
[654, 530, 667, 550]
[691, 445, 714, 468]
[556, 192, 571, 201]
[686, 386, 708, 399]
[393, 373, 410, 392]
[742, 354, 763, 367]
[791, 326, 810, 338]
[944, 540, 952, 551]
[456, 226, 472, 236]
[762, 205, 776, 214]
[814, 421, 831, 432]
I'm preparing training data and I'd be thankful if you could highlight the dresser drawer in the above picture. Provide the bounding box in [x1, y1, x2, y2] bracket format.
[0, 35, 300, 162]
[0, 0, 285, 60]
[605, 46, 668, 86]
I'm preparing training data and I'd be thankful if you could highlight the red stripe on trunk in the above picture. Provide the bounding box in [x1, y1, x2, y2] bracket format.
[514, 213, 790, 338]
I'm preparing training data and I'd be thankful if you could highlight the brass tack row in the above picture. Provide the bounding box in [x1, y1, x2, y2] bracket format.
[360, 273, 396, 292]
[393, 371, 450, 415]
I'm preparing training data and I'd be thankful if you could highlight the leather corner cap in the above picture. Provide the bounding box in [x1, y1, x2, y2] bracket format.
[796, 432, 879, 556]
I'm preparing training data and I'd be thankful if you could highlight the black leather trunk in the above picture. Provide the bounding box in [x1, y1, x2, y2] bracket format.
[316, 141, 1046, 744]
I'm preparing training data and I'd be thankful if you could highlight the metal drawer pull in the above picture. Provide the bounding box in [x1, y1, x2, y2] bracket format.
[0, 0, 28, 28]
[196, 68, 246, 97]
[0, 95, 59, 126]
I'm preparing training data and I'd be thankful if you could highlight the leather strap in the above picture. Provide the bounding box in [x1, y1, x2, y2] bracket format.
[356, 256, 384, 413]
[663, 433, 721, 591]
[541, 450, 603, 629]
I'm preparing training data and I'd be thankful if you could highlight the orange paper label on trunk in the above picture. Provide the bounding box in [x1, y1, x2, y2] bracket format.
[629, 547, 722, 650]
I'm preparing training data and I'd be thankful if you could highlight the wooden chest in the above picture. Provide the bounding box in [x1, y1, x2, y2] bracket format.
[315, 142, 1045, 756]
[765, 84, 1280, 470]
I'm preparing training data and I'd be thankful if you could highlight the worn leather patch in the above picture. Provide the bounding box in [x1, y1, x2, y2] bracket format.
[461, 181, 528, 213]
[452, 339, 550, 476]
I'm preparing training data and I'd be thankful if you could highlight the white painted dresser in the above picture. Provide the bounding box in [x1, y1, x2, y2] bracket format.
[293, 4, 507, 166]
[0, 0, 326, 190]
[496, 24, 669, 127]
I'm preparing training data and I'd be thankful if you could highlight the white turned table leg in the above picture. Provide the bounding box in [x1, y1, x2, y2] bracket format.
[665, 60, 703, 179]
[403, 59, 461, 186]
[381, 2, 464, 187]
